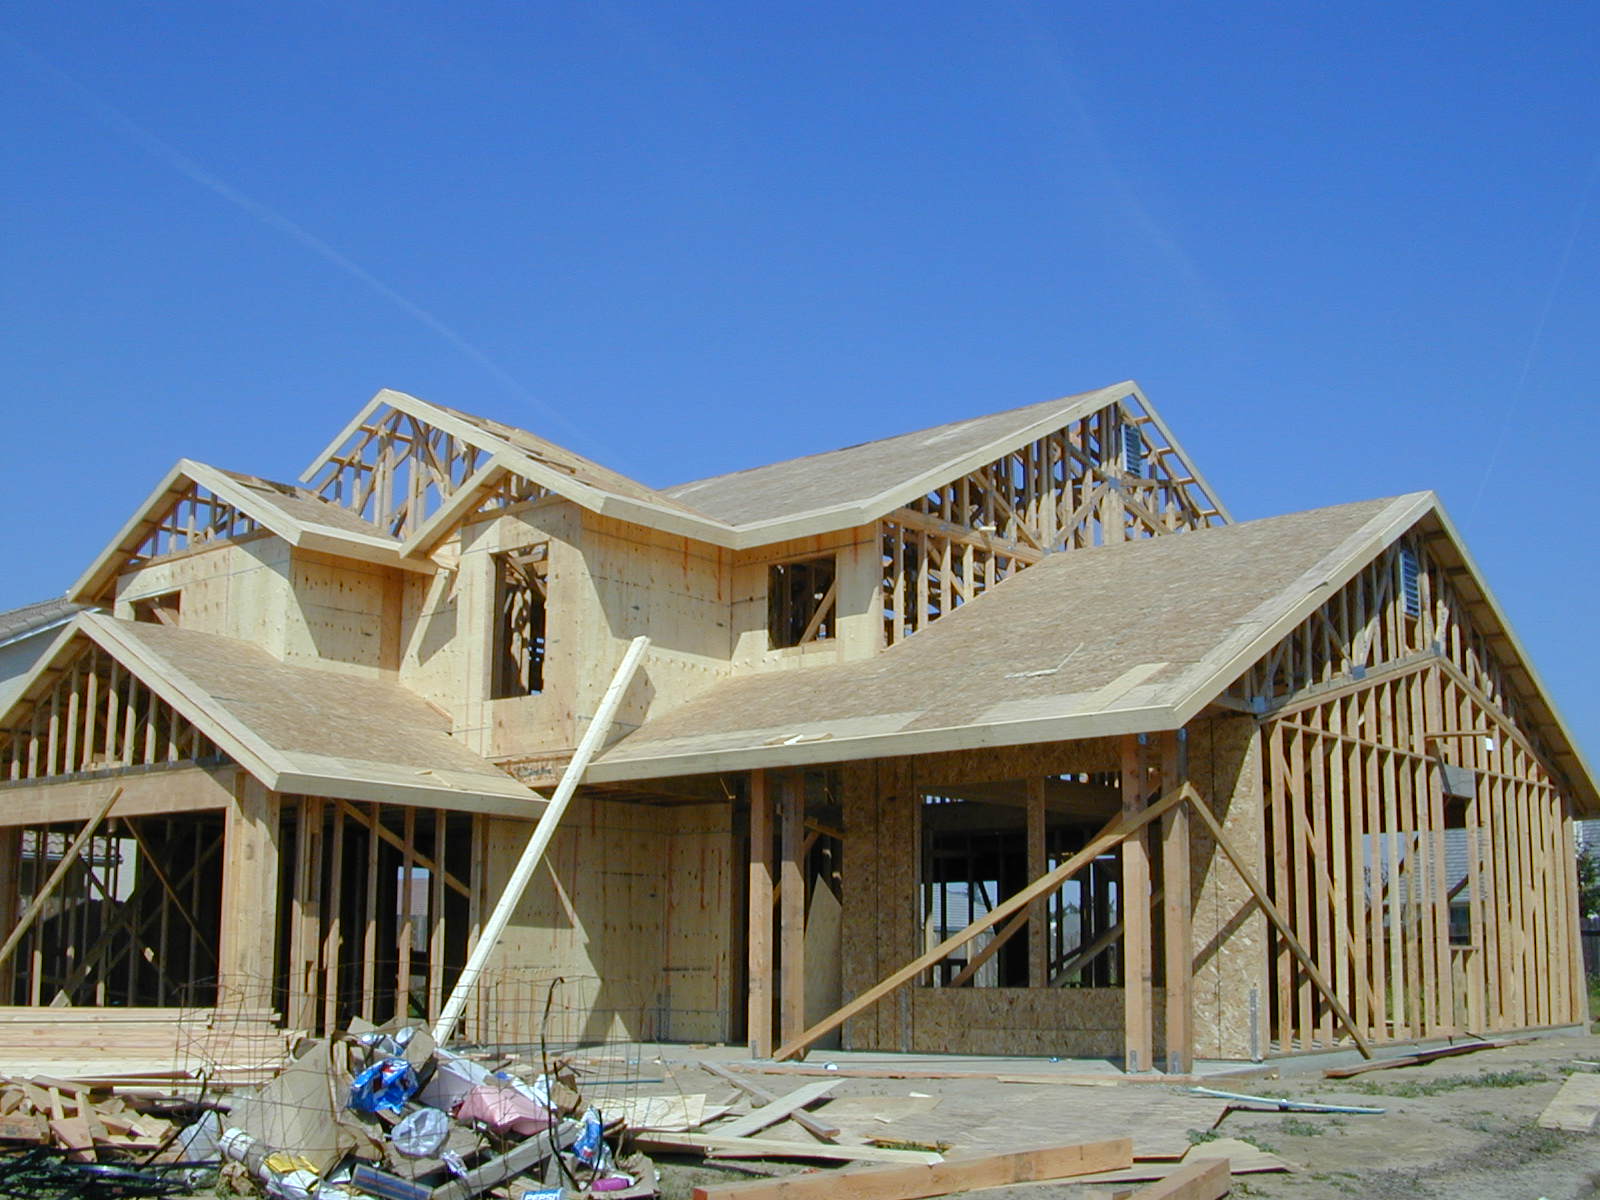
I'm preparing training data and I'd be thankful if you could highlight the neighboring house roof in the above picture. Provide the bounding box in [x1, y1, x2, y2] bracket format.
[0, 597, 85, 649]
[6, 614, 544, 815]
[331, 382, 1226, 555]
[661, 382, 1232, 533]
[589, 491, 1599, 815]
[70, 459, 435, 604]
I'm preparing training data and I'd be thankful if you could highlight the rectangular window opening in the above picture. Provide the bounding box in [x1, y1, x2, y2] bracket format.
[492, 544, 547, 697]
[131, 590, 182, 626]
[1399, 547, 1421, 618]
[768, 555, 837, 649]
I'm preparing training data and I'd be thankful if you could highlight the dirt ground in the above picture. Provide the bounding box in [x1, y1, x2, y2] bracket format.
[656, 1033, 1600, 1200]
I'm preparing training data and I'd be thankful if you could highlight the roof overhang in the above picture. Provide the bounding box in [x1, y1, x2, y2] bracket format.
[1, 615, 544, 817]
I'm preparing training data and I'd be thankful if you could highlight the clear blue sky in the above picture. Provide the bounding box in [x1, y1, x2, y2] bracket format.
[2, 4, 1596, 756]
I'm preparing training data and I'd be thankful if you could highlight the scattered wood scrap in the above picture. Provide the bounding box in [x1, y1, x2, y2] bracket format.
[688, 1136, 1133, 1199]
[1322, 1038, 1532, 1079]
[1078, 1138, 1291, 1186]
[1117, 1157, 1231, 1199]
[712, 1080, 838, 1140]
[1537, 1073, 1600, 1133]
[699, 1062, 841, 1140]
[0, 1074, 177, 1160]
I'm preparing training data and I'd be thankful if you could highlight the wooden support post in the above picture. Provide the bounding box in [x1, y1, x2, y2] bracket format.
[1162, 730, 1192, 1075]
[1121, 735, 1154, 1072]
[748, 769, 775, 1058]
[1027, 777, 1047, 988]
[779, 772, 806, 1047]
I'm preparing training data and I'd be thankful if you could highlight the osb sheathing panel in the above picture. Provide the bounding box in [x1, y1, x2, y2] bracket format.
[282, 548, 403, 678]
[910, 987, 1168, 1057]
[1187, 716, 1270, 1060]
[840, 761, 879, 1050]
[728, 526, 876, 672]
[911, 740, 1120, 789]
[113, 534, 294, 657]
[480, 796, 734, 1045]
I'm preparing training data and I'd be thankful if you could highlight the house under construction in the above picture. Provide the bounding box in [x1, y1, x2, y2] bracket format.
[0, 381, 1592, 1071]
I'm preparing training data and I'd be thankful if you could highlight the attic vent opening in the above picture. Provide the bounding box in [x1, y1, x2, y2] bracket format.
[768, 555, 837, 649]
[1399, 547, 1421, 618]
[1122, 423, 1145, 477]
[492, 544, 548, 697]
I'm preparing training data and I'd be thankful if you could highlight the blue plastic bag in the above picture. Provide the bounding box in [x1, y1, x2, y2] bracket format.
[347, 1057, 419, 1113]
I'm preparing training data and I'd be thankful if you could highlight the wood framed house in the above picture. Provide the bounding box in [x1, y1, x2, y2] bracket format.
[0, 381, 1592, 1069]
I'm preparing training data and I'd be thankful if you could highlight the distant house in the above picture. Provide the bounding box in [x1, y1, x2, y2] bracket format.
[0, 383, 1592, 1068]
[0, 598, 84, 714]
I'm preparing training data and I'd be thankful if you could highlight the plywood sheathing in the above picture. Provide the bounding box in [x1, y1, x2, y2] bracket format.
[1186, 716, 1269, 1060]
[476, 795, 736, 1045]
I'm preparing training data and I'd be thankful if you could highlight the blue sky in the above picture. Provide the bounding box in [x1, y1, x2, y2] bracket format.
[2, 3, 1596, 753]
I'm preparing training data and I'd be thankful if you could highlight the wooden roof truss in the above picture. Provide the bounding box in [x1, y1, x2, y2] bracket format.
[129, 480, 261, 569]
[304, 403, 501, 538]
[1, 641, 220, 784]
[881, 394, 1226, 644]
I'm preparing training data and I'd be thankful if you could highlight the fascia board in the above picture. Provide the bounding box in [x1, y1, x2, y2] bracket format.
[79, 613, 289, 792]
[272, 764, 548, 817]
[294, 529, 436, 574]
[1168, 492, 1438, 728]
[400, 456, 513, 558]
[585, 702, 1177, 784]
[1124, 383, 1235, 524]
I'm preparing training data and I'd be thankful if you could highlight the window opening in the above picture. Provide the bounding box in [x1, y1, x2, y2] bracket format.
[1399, 547, 1421, 618]
[492, 545, 547, 697]
[768, 555, 837, 649]
[131, 591, 182, 626]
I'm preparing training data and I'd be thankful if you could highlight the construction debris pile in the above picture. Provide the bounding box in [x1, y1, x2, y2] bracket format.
[207, 1018, 658, 1200]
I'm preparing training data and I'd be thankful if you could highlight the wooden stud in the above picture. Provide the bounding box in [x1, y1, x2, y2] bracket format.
[1161, 730, 1192, 1074]
[779, 772, 806, 1047]
[1121, 735, 1153, 1071]
[748, 770, 774, 1058]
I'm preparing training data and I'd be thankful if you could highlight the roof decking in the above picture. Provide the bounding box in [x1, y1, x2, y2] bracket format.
[589, 490, 1596, 815]
[6, 615, 543, 815]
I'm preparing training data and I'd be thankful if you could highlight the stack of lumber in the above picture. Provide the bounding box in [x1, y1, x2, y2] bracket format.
[0, 1006, 292, 1086]
[0, 1073, 178, 1160]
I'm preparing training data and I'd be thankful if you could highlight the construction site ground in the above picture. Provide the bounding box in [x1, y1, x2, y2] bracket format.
[652, 1031, 1600, 1199]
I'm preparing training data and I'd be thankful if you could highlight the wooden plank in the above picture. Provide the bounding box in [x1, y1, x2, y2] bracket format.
[698, 1061, 839, 1141]
[773, 785, 1191, 1062]
[688, 1137, 1132, 1198]
[712, 1079, 838, 1140]
[1122, 735, 1153, 1072]
[1122, 1157, 1230, 1200]
[779, 773, 806, 1046]
[1537, 1072, 1600, 1132]
[1182, 788, 1373, 1057]
[748, 770, 775, 1058]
